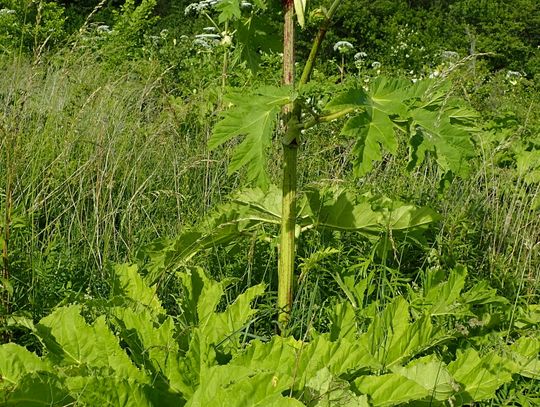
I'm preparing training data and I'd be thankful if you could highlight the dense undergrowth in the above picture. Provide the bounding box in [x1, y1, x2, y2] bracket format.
[0, 0, 539, 405]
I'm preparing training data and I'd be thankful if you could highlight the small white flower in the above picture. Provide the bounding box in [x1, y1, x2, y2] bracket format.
[372, 61, 381, 69]
[241, 1, 253, 9]
[334, 41, 354, 53]
[203, 26, 217, 32]
[0, 8, 16, 15]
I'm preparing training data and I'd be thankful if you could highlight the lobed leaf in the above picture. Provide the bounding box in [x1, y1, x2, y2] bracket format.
[209, 86, 291, 187]
[447, 348, 514, 403]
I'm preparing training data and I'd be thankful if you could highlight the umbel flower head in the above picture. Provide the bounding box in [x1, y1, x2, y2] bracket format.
[354, 51, 367, 60]
[334, 41, 354, 54]
[185, 0, 220, 15]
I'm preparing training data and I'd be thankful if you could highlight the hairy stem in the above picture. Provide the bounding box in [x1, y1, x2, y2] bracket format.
[278, 0, 296, 330]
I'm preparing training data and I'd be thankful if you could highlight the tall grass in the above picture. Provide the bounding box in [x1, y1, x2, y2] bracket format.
[0, 50, 230, 318]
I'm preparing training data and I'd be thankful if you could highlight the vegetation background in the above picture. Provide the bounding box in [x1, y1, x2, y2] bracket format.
[0, 0, 539, 405]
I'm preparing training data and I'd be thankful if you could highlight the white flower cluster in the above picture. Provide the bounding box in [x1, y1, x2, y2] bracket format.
[506, 70, 523, 85]
[354, 51, 367, 60]
[0, 8, 16, 15]
[184, 0, 221, 15]
[441, 50, 459, 60]
[334, 41, 354, 53]
[97, 25, 111, 34]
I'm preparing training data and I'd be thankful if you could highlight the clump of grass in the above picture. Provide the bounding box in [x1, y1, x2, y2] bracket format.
[0, 50, 231, 319]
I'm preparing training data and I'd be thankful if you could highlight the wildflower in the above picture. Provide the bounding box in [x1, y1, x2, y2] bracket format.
[184, 0, 220, 15]
[195, 33, 221, 40]
[192, 38, 211, 48]
[203, 26, 217, 32]
[333, 41, 354, 54]
[354, 51, 367, 60]
[241, 1, 253, 9]
[97, 25, 111, 34]
[441, 50, 459, 60]
[506, 70, 522, 85]
[0, 8, 16, 15]
[372, 61, 381, 69]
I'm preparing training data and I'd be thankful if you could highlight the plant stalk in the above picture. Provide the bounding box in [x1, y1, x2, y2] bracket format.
[299, 0, 343, 86]
[278, 0, 297, 329]
[278, 0, 343, 330]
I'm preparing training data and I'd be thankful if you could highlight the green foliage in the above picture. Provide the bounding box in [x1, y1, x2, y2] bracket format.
[0, 0, 66, 54]
[140, 185, 439, 284]
[326, 77, 477, 178]
[1, 265, 538, 405]
[210, 86, 291, 187]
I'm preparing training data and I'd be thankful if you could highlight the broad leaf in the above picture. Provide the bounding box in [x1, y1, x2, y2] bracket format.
[447, 348, 514, 403]
[3, 372, 73, 407]
[112, 263, 164, 315]
[0, 344, 51, 389]
[231, 334, 379, 390]
[305, 368, 369, 407]
[36, 306, 144, 381]
[364, 297, 438, 367]
[65, 376, 157, 407]
[187, 367, 303, 407]
[325, 77, 477, 179]
[209, 86, 291, 187]
[509, 337, 540, 379]
[410, 107, 474, 177]
[216, 0, 241, 23]
[236, 15, 281, 73]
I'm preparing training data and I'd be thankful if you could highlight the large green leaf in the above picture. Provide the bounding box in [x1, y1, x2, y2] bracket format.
[112, 263, 164, 315]
[209, 86, 291, 187]
[3, 372, 73, 407]
[186, 366, 303, 407]
[447, 348, 514, 403]
[410, 107, 474, 177]
[301, 187, 438, 235]
[235, 15, 281, 73]
[355, 354, 457, 406]
[65, 376, 157, 407]
[305, 367, 370, 407]
[364, 297, 438, 368]
[216, 0, 241, 23]
[0, 344, 51, 389]
[111, 307, 190, 397]
[325, 77, 477, 178]
[36, 306, 144, 381]
[231, 334, 379, 390]
[411, 266, 467, 316]
[508, 337, 540, 379]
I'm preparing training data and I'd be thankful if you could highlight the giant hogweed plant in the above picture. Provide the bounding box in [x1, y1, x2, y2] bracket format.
[0, 264, 538, 405]
[172, 0, 479, 327]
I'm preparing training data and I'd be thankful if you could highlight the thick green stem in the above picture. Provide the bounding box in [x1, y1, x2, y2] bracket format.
[299, 0, 343, 86]
[278, 144, 297, 328]
[278, 0, 296, 329]
[277, 0, 343, 330]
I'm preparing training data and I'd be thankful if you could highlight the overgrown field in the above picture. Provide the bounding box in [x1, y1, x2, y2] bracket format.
[0, 0, 539, 406]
